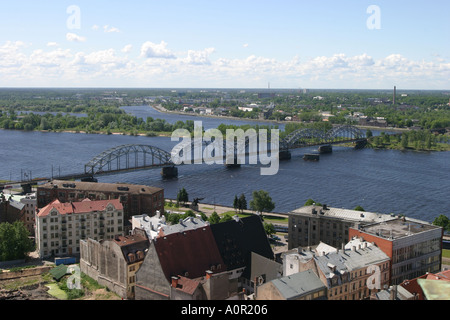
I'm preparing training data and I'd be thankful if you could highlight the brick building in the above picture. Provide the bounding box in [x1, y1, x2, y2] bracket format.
[37, 180, 164, 221]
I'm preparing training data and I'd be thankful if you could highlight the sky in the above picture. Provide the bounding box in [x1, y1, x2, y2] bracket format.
[0, 0, 449, 89]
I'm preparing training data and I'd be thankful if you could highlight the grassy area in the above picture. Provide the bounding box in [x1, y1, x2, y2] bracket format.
[46, 283, 68, 300]
[443, 249, 450, 259]
[220, 211, 288, 224]
[0, 275, 43, 291]
[0, 266, 120, 300]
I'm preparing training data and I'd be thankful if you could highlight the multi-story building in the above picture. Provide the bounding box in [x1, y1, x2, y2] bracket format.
[80, 229, 149, 299]
[256, 269, 327, 300]
[349, 217, 443, 285]
[35, 198, 124, 258]
[36, 180, 164, 221]
[20, 193, 37, 236]
[135, 215, 277, 300]
[287, 205, 395, 249]
[283, 239, 390, 300]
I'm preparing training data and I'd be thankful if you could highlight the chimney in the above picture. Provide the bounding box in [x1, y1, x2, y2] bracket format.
[171, 276, 179, 288]
[206, 270, 213, 280]
[352, 246, 356, 251]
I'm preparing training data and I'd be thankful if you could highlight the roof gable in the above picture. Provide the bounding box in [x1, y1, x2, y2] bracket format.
[155, 226, 225, 282]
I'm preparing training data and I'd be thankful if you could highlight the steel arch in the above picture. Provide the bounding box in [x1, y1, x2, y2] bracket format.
[280, 125, 365, 150]
[84, 144, 173, 175]
[328, 125, 364, 141]
[281, 127, 330, 150]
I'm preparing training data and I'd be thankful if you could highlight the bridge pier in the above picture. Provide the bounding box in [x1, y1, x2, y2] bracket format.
[161, 166, 178, 179]
[279, 150, 291, 160]
[318, 145, 332, 154]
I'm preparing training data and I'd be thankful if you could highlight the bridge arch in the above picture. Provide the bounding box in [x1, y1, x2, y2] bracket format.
[328, 125, 364, 141]
[84, 144, 173, 175]
[281, 127, 330, 150]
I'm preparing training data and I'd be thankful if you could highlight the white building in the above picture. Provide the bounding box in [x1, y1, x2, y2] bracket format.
[131, 211, 166, 239]
[35, 198, 124, 258]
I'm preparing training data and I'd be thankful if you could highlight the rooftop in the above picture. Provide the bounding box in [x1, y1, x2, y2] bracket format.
[271, 269, 327, 300]
[37, 198, 122, 217]
[357, 217, 442, 240]
[158, 216, 209, 237]
[39, 180, 163, 195]
[289, 205, 395, 224]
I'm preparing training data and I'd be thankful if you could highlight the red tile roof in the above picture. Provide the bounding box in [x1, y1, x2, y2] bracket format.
[37, 198, 123, 217]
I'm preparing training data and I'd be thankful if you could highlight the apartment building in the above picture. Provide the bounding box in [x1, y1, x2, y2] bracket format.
[349, 217, 443, 285]
[35, 198, 124, 258]
[283, 239, 390, 300]
[0, 192, 37, 235]
[287, 205, 395, 249]
[37, 180, 164, 221]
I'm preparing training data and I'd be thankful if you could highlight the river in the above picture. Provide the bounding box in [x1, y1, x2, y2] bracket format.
[1, 105, 448, 223]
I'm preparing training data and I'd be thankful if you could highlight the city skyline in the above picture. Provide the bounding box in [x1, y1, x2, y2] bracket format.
[0, 0, 449, 89]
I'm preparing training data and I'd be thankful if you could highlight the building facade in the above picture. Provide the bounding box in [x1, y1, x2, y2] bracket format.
[36, 180, 164, 221]
[349, 217, 443, 285]
[35, 198, 124, 258]
[287, 205, 395, 249]
[80, 229, 149, 299]
[283, 240, 390, 300]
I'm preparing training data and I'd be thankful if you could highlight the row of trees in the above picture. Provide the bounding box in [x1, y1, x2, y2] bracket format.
[0, 109, 197, 135]
[368, 130, 450, 151]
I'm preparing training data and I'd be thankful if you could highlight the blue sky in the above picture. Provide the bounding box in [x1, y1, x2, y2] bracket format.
[0, 0, 448, 89]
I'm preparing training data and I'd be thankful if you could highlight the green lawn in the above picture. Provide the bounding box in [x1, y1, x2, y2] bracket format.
[443, 249, 450, 259]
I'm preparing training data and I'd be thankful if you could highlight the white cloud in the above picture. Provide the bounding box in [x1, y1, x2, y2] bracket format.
[47, 42, 58, 47]
[183, 48, 215, 65]
[0, 39, 448, 89]
[91, 25, 99, 31]
[121, 44, 133, 53]
[140, 41, 175, 59]
[243, 43, 249, 48]
[103, 25, 120, 33]
[66, 33, 86, 42]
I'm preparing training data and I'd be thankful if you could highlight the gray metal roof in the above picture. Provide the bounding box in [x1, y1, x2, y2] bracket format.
[271, 269, 326, 300]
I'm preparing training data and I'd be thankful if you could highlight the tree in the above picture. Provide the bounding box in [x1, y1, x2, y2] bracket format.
[354, 205, 365, 212]
[304, 199, 322, 206]
[220, 213, 234, 223]
[176, 188, 188, 206]
[0, 221, 34, 262]
[238, 194, 247, 213]
[250, 190, 275, 215]
[264, 222, 276, 237]
[433, 214, 450, 232]
[209, 212, 220, 224]
[233, 195, 239, 213]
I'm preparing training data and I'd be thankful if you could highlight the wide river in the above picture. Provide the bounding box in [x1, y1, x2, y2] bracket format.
[1, 106, 448, 223]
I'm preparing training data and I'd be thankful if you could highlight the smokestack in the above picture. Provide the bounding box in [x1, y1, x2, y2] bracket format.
[393, 86, 396, 105]
[206, 270, 213, 280]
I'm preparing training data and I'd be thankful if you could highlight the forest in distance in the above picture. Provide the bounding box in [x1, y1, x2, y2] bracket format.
[0, 87, 449, 151]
